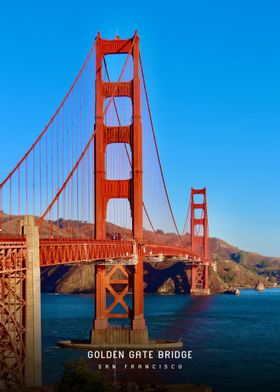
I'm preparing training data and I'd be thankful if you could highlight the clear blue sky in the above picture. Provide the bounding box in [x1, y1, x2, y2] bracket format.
[0, 1, 279, 256]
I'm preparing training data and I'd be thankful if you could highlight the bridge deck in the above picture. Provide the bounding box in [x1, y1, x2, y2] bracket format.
[0, 238, 206, 267]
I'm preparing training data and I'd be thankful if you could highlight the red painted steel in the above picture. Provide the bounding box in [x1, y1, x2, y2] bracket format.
[190, 187, 209, 260]
[144, 244, 201, 260]
[104, 265, 131, 319]
[39, 239, 134, 266]
[93, 32, 146, 332]
[94, 33, 142, 241]
[38, 239, 205, 266]
[0, 242, 27, 387]
[191, 263, 209, 291]
[190, 187, 210, 291]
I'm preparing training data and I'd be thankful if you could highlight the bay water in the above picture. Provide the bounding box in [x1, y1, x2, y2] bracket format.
[42, 289, 280, 392]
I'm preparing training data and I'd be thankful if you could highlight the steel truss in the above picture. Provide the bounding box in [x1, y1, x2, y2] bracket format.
[0, 242, 27, 388]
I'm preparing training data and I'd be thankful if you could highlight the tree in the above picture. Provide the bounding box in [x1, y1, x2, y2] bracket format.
[56, 359, 111, 392]
[239, 251, 248, 266]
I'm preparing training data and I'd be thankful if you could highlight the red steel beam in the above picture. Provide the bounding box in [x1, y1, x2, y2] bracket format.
[38, 239, 207, 266]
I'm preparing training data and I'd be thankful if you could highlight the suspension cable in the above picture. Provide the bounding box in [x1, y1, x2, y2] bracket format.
[181, 195, 191, 247]
[38, 35, 136, 226]
[0, 39, 97, 188]
[103, 57, 161, 244]
[139, 55, 184, 245]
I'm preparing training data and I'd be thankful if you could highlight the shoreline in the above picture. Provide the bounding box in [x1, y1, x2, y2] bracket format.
[41, 287, 280, 296]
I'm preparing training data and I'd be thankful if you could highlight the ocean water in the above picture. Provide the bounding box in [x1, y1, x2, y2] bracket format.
[42, 289, 280, 392]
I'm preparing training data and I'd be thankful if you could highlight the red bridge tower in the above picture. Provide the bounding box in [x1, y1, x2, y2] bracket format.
[190, 187, 210, 295]
[91, 32, 148, 344]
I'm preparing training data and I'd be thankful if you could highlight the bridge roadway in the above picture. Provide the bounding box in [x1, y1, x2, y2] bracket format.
[0, 238, 206, 267]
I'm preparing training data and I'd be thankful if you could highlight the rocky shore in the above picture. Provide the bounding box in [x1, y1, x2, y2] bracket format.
[41, 258, 273, 295]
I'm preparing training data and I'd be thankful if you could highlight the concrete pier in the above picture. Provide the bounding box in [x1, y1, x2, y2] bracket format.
[23, 216, 42, 387]
[190, 288, 211, 295]
[91, 327, 149, 346]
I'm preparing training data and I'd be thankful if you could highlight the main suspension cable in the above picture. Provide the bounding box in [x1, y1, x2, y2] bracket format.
[139, 55, 184, 246]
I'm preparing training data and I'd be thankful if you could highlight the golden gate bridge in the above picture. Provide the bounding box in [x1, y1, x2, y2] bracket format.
[0, 32, 210, 388]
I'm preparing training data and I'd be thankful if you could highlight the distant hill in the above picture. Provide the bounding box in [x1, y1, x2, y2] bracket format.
[209, 236, 280, 282]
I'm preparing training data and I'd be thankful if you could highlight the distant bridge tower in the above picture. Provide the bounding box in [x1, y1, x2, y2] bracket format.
[91, 32, 148, 344]
[190, 187, 210, 294]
